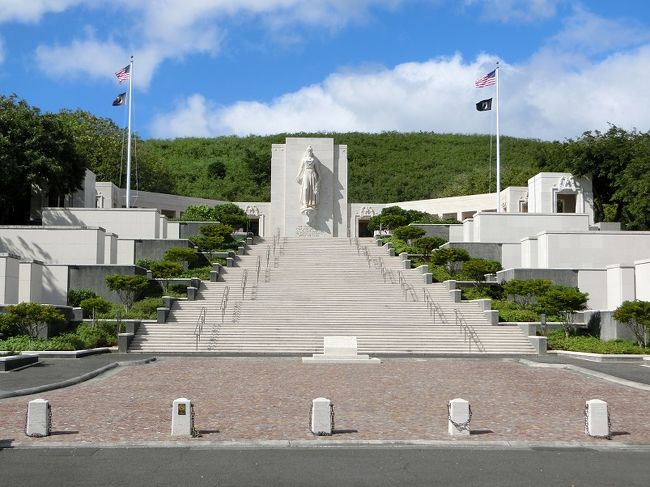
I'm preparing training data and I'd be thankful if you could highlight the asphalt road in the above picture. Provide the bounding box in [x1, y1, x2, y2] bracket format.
[1, 446, 649, 487]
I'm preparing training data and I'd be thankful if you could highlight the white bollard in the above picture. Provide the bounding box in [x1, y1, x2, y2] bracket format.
[585, 399, 610, 438]
[171, 398, 193, 436]
[448, 398, 471, 436]
[26, 399, 51, 437]
[311, 398, 333, 436]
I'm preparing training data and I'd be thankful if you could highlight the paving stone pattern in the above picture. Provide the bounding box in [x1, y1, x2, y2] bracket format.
[1, 358, 649, 445]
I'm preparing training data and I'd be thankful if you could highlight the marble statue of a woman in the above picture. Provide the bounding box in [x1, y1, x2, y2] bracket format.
[296, 145, 320, 215]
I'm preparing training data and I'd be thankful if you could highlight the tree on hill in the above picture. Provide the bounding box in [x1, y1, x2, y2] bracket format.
[0, 95, 86, 224]
[536, 125, 650, 229]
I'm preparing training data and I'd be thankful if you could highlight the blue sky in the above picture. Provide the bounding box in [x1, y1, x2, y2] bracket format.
[1, 0, 650, 140]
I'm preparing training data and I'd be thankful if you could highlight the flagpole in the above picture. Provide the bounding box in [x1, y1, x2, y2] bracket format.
[495, 61, 501, 213]
[126, 55, 133, 209]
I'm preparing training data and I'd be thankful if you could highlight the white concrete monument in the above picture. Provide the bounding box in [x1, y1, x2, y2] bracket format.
[271, 137, 348, 237]
[303, 336, 380, 363]
[585, 399, 610, 438]
[310, 397, 333, 435]
[171, 397, 193, 436]
[448, 398, 471, 436]
[26, 399, 51, 437]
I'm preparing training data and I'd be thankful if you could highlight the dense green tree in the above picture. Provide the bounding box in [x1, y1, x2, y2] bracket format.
[207, 160, 227, 179]
[613, 300, 650, 346]
[0, 95, 86, 223]
[105, 275, 149, 310]
[502, 279, 552, 306]
[0, 303, 66, 339]
[431, 248, 471, 274]
[54, 109, 174, 194]
[392, 225, 426, 242]
[412, 236, 447, 256]
[461, 259, 502, 284]
[213, 203, 248, 229]
[538, 286, 588, 338]
[536, 126, 650, 228]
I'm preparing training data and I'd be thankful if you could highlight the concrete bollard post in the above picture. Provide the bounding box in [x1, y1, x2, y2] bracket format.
[187, 286, 197, 301]
[448, 398, 471, 436]
[157, 307, 170, 323]
[226, 257, 235, 267]
[423, 273, 433, 284]
[402, 259, 411, 269]
[26, 399, 51, 437]
[585, 399, 610, 438]
[171, 398, 194, 436]
[246, 237, 253, 245]
[399, 252, 408, 261]
[450, 289, 462, 303]
[311, 397, 333, 436]
[237, 246, 245, 256]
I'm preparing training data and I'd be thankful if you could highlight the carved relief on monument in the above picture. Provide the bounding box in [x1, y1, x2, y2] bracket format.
[296, 145, 320, 217]
[358, 206, 376, 217]
[295, 225, 328, 238]
[557, 175, 578, 192]
[245, 205, 260, 217]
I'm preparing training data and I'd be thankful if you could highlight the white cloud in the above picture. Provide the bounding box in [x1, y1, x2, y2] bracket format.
[30, 0, 406, 87]
[548, 6, 650, 55]
[149, 45, 650, 141]
[464, 0, 561, 23]
[0, 0, 90, 23]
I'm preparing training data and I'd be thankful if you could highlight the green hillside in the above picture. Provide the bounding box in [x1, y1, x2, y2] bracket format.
[144, 132, 553, 203]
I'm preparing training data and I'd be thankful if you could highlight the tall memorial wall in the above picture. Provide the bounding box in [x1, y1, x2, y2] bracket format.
[270, 137, 348, 238]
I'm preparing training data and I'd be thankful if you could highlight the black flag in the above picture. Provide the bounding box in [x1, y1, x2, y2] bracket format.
[476, 98, 492, 111]
[112, 92, 127, 106]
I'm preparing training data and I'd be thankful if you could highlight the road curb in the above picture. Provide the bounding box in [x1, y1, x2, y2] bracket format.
[0, 357, 156, 399]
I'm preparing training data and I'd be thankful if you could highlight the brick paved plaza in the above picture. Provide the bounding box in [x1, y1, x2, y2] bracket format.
[1, 358, 649, 446]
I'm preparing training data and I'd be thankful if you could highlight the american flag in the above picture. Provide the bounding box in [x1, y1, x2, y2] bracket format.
[115, 64, 130, 84]
[475, 69, 496, 88]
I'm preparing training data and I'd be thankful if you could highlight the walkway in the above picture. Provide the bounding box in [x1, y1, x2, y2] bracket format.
[1, 355, 649, 446]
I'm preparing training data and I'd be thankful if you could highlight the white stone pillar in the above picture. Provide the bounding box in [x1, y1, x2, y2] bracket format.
[448, 398, 471, 436]
[171, 398, 193, 436]
[585, 399, 610, 438]
[311, 397, 333, 436]
[26, 399, 51, 437]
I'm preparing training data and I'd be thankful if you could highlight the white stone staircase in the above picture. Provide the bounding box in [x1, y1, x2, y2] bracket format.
[128, 237, 536, 354]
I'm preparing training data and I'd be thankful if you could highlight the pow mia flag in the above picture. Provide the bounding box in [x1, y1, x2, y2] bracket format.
[476, 98, 492, 111]
[112, 92, 127, 106]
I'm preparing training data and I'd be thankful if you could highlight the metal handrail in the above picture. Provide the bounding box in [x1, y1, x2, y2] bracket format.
[423, 289, 448, 324]
[454, 308, 485, 352]
[266, 245, 271, 268]
[241, 268, 248, 300]
[383, 267, 396, 284]
[220, 286, 230, 324]
[194, 306, 207, 351]
[397, 271, 405, 285]
[256, 255, 261, 283]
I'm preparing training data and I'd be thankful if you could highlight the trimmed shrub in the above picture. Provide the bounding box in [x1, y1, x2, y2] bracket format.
[79, 297, 112, 316]
[68, 288, 98, 307]
[412, 237, 447, 256]
[105, 275, 149, 310]
[459, 258, 502, 285]
[0, 303, 66, 339]
[502, 279, 552, 306]
[392, 225, 426, 242]
[431, 247, 470, 274]
[164, 247, 199, 267]
[124, 297, 163, 319]
[613, 300, 650, 346]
